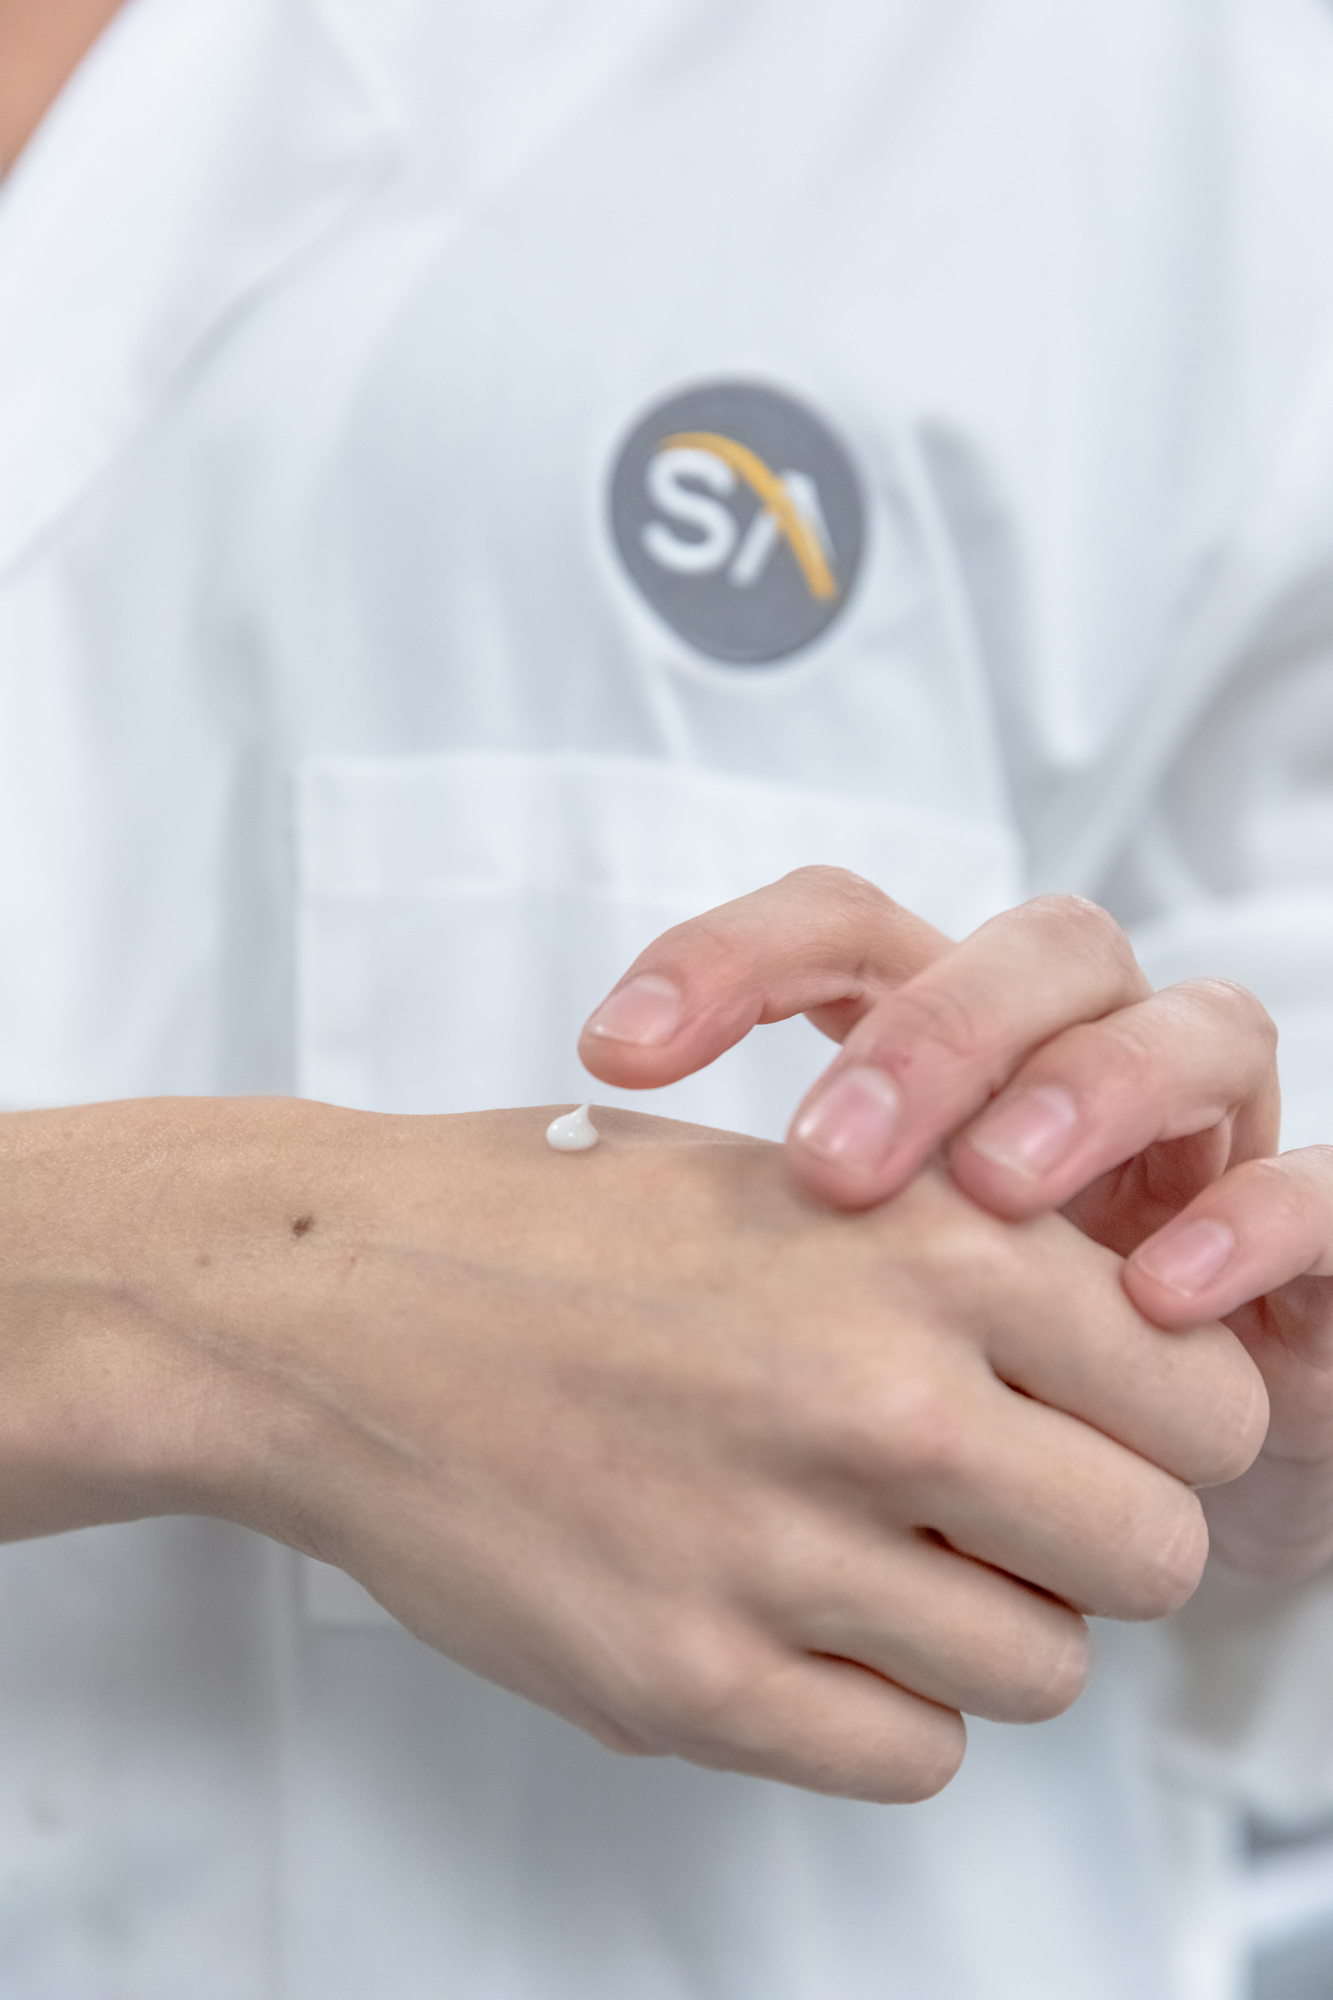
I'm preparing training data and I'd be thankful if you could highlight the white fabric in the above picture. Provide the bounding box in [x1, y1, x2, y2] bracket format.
[2, 1, 1333, 1994]
[296, 751, 1018, 1122]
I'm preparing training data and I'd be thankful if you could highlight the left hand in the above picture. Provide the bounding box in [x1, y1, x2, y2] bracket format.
[579, 867, 1333, 1578]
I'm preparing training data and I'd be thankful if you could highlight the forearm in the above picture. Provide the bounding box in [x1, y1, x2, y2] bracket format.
[0, 1097, 337, 1543]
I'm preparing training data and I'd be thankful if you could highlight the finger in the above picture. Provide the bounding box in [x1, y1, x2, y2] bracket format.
[619, 1620, 967, 1803]
[916, 1377, 1212, 1620]
[801, 1293, 1226, 1619]
[578, 867, 948, 1090]
[1127, 1150, 1333, 1473]
[1125, 1148, 1333, 1458]
[787, 895, 1148, 1209]
[781, 1519, 1090, 1725]
[974, 1217, 1268, 1489]
[1126, 1148, 1333, 1322]
[951, 978, 1281, 1219]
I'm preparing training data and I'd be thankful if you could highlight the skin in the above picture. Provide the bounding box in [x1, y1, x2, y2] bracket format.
[0, 1092, 1262, 1801]
[0, 0, 1293, 1797]
[0, 0, 126, 172]
[581, 867, 1333, 1580]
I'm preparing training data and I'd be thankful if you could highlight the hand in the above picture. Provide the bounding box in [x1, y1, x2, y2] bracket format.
[1124, 1149, 1333, 1576]
[578, 867, 1280, 1246]
[0, 1095, 1261, 1801]
[581, 867, 1333, 1577]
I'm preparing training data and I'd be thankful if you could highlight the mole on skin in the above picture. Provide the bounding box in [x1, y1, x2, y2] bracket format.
[546, 1104, 599, 1152]
[292, 1215, 315, 1237]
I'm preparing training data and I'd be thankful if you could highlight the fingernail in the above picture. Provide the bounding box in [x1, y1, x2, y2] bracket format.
[1133, 1219, 1236, 1298]
[793, 1066, 901, 1170]
[584, 974, 683, 1047]
[967, 1086, 1078, 1178]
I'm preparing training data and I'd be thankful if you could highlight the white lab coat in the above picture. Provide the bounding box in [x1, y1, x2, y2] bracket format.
[2, 1, 1333, 1995]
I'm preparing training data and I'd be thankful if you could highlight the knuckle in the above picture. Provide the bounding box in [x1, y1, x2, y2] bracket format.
[891, 1718, 968, 1803]
[787, 867, 901, 978]
[881, 980, 984, 1067]
[1238, 1152, 1305, 1211]
[673, 908, 753, 977]
[1120, 1489, 1209, 1620]
[1032, 1622, 1094, 1720]
[1189, 976, 1278, 1050]
[669, 867, 898, 1001]
[782, 864, 890, 919]
[626, 1622, 758, 1749]
[1023, 894, 1145, 994]
[1291, 1142, 1333, 1197]
[641, 908, 752, 1004]
[833, 1373, 966, 1486]
[1002, 1617, 1092, 1724]
[918, 1195, 1029, 1306]
[1075, 1011, 1160, 1099]
[1196, 1342, 1268, 1486]
[1026, 892, 1126, 953]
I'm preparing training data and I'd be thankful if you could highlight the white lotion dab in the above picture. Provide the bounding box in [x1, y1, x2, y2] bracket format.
[546, 1103, 600, 1152]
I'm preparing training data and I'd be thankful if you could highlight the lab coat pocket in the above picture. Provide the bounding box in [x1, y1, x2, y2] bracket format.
[295, 750, 1021, 1136]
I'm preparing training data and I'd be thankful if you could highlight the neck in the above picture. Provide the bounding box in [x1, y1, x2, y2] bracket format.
[0, 0, 127, 173]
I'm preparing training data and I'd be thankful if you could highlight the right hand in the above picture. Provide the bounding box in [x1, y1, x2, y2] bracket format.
[0, 1096, 1265, 1801]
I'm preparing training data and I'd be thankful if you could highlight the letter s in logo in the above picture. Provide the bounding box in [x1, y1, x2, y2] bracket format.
[640, 448, 739, 574]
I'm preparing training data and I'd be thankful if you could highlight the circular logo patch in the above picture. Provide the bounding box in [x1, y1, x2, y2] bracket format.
[609, 380, 864, 665]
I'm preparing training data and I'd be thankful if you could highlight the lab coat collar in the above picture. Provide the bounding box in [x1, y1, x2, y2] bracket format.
[0, 0, 400, 578]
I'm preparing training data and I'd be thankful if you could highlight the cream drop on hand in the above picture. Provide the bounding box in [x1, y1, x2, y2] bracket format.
[546, 1104, 599, 1152]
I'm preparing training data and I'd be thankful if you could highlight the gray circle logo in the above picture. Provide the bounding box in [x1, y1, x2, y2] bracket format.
[609, 380, 864, 665]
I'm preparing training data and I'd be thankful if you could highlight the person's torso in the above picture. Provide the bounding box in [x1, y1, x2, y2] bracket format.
[4, 2, 1333, 1992]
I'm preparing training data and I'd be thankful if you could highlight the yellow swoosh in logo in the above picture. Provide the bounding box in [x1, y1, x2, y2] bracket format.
[660, 431, 839, 601]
